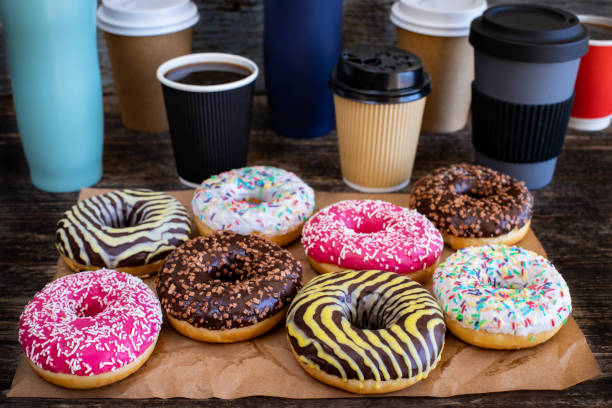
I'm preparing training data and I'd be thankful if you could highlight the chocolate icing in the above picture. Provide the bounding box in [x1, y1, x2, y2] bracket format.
[287, 270, 445, 381]
[408, 164, 533, 238]
[157, 232, 302, 330]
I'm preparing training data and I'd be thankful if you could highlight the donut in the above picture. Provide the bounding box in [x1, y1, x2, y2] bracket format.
[56, 189, 191, 277]
[301, 200, 443, 283]
[286, 270, 446, 394]
[157, 232, 302, 343]
[409, 164, 533, 249]
[192, 166, 315, 246]
[18, 269, 162, 389]
[433, 244, 571, 349]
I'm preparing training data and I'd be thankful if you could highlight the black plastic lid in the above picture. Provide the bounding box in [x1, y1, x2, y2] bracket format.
[470, 4, 589, 63]
[329, 45, 431, 104]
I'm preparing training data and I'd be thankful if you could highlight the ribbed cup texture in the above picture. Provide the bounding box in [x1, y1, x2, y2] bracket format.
[334, 94, 426, 190]
[162, 83, 254, 184]
[472, 84, 575, 163]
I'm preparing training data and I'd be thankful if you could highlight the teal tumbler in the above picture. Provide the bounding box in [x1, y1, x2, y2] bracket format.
[0, 0, 104, 192]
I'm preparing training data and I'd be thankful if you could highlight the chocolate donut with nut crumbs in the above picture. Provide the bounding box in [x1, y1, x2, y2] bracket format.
[408, 164, 533, 249]
[157, 231, 302, 343]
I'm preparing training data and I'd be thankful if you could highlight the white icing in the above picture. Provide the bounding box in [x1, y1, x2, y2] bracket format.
[433, 244, 572, 337]
[192, 166, 315, 236]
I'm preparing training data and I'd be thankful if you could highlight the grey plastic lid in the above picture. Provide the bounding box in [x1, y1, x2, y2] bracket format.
[470, 4, 589, 63]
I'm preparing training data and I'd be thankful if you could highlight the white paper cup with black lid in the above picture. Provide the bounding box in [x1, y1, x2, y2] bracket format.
[470, 4, 589, 189]
[329, 45, 431, 193]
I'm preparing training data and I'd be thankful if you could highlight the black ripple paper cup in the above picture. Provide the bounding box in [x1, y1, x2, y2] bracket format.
[157, 53, 258, 187]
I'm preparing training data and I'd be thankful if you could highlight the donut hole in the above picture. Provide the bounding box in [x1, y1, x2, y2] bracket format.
[346, 292, 387, 330]
[211, 265, 246, 284]
[76, 298, 106, 318]
[206, 252, 252, 284]
[244, 198, 262, 205]
[344, 217, 386, 234]
[454, 181, 496, 199]
[99, 202, 146, 229]
[478, 269, 530, 290]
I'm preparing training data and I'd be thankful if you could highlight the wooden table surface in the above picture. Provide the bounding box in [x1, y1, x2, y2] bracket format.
[2, 0, 612, 406]
[1, 89, 611, 406]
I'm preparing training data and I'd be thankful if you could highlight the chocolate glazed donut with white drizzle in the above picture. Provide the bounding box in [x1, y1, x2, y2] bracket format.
[56, 189, 191, 277]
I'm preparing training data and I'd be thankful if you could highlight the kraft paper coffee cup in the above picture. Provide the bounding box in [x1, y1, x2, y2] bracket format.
[157, 53, 259, 187]
[569, 15, 612, 131]
[329, 45, 431, 193]
[470, 4, 589, 189]
[98, 0, 199, 133]
[391, 0, 487, 133]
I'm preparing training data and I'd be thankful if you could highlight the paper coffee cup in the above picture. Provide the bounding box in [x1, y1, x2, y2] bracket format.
[157, 53, 259, 187]
[98, 0, 199, 133]
[334, 95, 426, 192]
[569, 15, 612, 131]
[391, 0, 487, 133]
[329, 45, 431, 192]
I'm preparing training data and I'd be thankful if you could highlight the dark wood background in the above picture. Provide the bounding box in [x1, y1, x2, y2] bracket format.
[1, 0, 611, 406]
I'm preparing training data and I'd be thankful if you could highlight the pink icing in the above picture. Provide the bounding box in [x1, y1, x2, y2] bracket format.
[19, 269, 162, 376]
[302, 200, 444, 274]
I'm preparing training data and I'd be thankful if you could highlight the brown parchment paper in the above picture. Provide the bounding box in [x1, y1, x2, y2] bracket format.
[8, 189, 601, 399]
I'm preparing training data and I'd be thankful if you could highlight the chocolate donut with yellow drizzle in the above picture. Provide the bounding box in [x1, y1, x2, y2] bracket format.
[56, 189, 191, 277]
[286, 270, 445, 394]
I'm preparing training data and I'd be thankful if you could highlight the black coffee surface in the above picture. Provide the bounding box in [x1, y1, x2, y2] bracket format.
[165, 63, 250, 86]
[585, 23, 612, 41]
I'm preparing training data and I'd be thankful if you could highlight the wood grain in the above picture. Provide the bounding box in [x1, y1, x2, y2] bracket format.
[1, 0, 611, 406]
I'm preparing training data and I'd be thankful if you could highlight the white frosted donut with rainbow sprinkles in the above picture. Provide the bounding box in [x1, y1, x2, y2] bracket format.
[192, 166, 315, 246]
[302, 200, 444, 283]
[433, 244, 571, 349]
[19, 269, 162, 389]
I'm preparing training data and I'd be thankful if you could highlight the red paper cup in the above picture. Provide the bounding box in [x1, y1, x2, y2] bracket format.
[569, 15, 612, 131]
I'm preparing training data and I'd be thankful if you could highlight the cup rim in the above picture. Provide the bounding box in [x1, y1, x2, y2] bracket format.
[578, 15, 612, 46]
[157, 53, 259, 92]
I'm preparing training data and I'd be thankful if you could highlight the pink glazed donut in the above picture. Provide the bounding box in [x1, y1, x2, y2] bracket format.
[302, 200, 443, 283]
[19, 269, 162, 389]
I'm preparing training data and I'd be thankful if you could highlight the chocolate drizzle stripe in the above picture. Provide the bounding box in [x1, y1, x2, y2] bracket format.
[287, 270, 445, 382]
[56, 189, 191, 268]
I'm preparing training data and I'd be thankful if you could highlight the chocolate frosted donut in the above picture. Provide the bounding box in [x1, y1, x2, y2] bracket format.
[286, 270, 446, 394]
[409, 164, 533, 249]
[157, 232, 302, 343]
[56, 189, 191, 277]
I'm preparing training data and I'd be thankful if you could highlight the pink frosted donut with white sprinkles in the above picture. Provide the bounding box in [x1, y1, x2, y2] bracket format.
[302, 200, 444, 283]
[19, 269, 162, 389]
